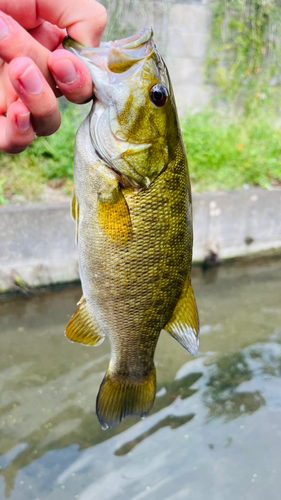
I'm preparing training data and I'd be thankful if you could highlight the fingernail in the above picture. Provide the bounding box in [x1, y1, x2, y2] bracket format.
[19, 65, 43, 94]
[16, 112, 30, 131]
[51, 58, 77, 85]
[0, 18, 8, 41]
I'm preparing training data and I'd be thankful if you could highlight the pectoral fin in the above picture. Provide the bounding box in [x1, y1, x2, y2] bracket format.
[164, 283, 199, 355]
[71, 192, 79, 243]
[98, 185, 132, 243]
[65, 296, 105, 346]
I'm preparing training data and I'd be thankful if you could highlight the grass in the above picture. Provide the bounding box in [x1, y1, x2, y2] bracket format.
[0, 105, 281, 205]
[0, 104, 81, 204]
[182, 109, 281, 192]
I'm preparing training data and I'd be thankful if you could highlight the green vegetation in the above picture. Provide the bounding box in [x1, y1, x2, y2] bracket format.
[184, 0, 281, 192]
[1, 105, 281, 204]
[182, 109, 281, 192]
[1, 0, 281, 203]
[206, 0, 281, 112]
[0, 104, 80, 204]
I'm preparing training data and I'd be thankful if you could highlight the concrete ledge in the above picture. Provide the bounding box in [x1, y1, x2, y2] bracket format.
[0, 189, 280, 293]
[0, 203, 79, 294]
[192, 189, 281, 262]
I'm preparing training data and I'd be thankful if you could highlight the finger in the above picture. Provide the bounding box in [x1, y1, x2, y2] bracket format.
[0, 1, 42, 30]
[0, 0, 107, 46]
[48, 49, 93, 104]
[0, 61, 18, 113]
[30, 21, 66, 51]
[0, 100, 35, 154]
[0, 11, 55, 90]
[8, 57, 61, 137]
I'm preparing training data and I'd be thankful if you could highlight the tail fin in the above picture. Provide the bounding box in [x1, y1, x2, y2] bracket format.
[96, 367, 156, 429]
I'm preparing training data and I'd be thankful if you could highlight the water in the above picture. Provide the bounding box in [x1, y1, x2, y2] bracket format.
[0, 259, 281, 500]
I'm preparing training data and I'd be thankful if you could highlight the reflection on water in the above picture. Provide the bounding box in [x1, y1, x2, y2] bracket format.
[115, 414, 195, 457]
[0, 259, 281, 499]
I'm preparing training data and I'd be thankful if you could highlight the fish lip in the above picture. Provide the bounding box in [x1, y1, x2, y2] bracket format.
[62, 26, 153, 52]
[110, 26, 153, 49]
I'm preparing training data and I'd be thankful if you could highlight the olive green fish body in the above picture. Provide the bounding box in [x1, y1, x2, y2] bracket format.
[64, 27, 199, 429]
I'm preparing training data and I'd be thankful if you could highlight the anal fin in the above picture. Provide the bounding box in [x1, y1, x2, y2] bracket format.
[164, 283, 199, 355]
[65, 296, 105, 346]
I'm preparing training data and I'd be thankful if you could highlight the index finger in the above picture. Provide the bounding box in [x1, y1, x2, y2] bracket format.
[0, 0, 107, 46]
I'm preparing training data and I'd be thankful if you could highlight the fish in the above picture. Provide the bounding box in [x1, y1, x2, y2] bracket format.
[63, 26, 199, 430]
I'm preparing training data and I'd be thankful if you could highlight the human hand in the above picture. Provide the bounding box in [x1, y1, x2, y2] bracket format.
[0, 0, 107, 153]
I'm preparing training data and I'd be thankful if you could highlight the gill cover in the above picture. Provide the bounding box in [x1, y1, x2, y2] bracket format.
[63, 27, 171, 188]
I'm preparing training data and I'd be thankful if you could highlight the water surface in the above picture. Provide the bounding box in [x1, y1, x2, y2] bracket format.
[0, 259, 281, 500]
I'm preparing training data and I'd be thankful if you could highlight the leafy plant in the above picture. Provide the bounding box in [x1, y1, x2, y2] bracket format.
[0, 104, 83, 204]
[206, 0, 281, 112]
[20, 104, 81, 181]
[181, 109, 281, 191]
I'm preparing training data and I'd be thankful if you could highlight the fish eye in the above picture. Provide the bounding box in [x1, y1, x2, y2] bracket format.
[149, 84, 168, 107]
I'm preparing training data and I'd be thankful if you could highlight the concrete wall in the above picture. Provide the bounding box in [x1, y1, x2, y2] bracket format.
[192, 189, 281, 262]
[0, 203, 79, 294]
[0, 189, 280, 294]
[164, 1, 213, 113]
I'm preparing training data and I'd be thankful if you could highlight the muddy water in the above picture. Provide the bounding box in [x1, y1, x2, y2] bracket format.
[0, 259, 281, 500]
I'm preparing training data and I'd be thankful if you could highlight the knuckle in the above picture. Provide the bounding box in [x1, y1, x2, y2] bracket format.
[45, 102, 59, 119]
[35, 100, 58, 120]
[22, 41, 39, 61]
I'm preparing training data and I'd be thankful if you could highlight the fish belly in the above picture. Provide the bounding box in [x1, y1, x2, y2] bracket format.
[77, 153, 192, 374]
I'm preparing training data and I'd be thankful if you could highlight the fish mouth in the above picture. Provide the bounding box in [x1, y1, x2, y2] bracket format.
[63, 26, 153, 87]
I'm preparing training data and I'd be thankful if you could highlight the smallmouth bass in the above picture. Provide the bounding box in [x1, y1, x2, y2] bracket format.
[63, 27, 199, 429]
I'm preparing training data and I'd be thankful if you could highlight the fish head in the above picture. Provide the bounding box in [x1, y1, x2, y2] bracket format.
[64, 27, 178, 188]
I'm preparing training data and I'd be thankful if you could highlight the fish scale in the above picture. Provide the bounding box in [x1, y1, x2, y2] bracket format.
[63, 26, 199, 429]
